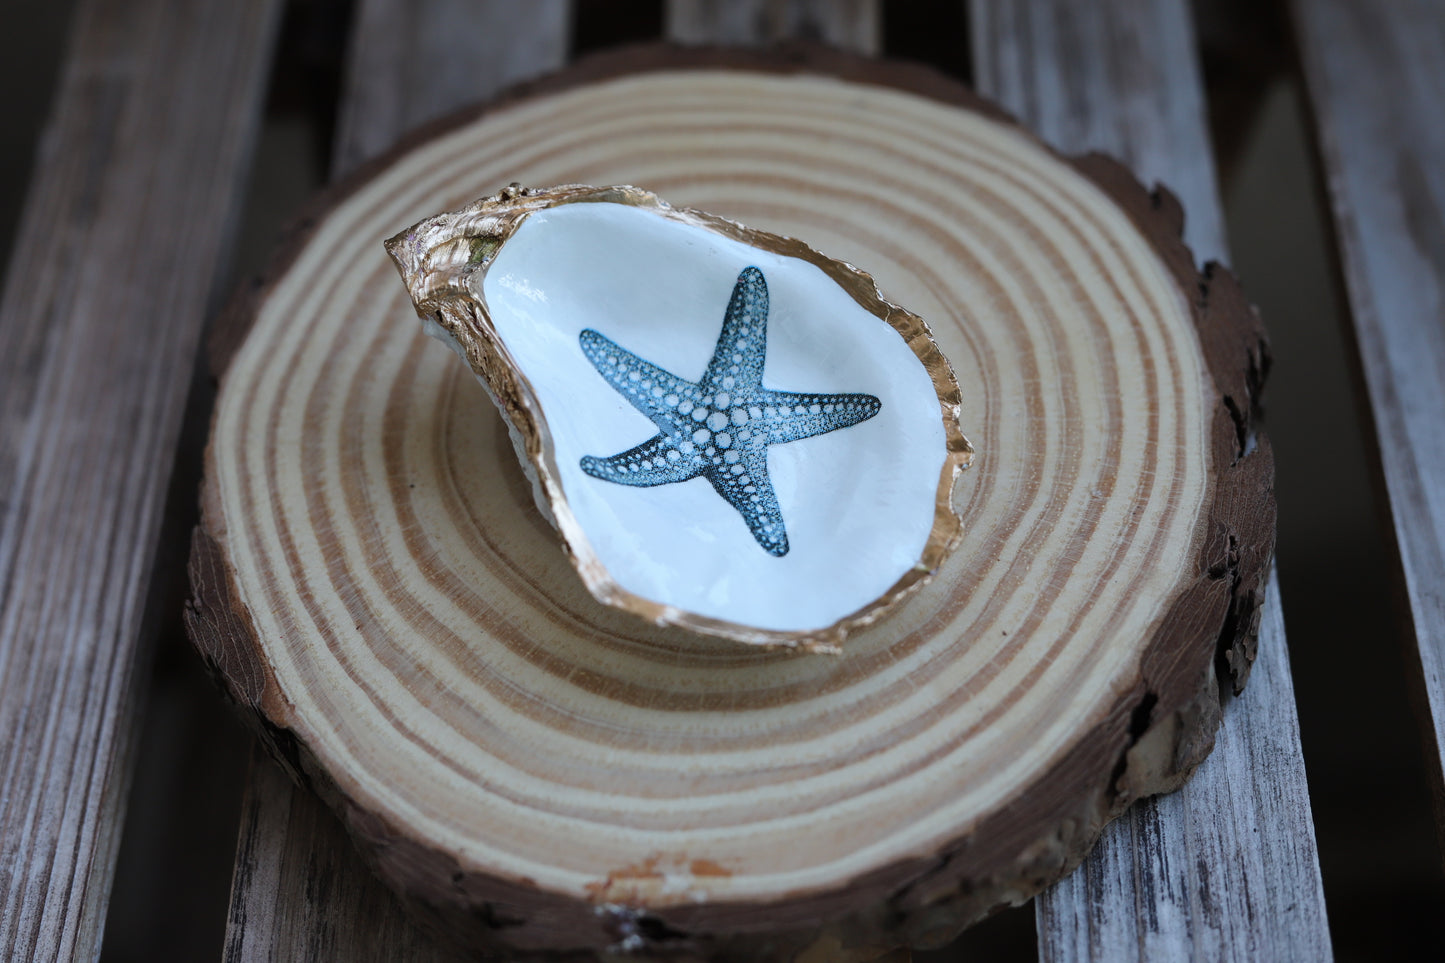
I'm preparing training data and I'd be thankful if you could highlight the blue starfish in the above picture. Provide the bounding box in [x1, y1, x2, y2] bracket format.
[578, 266, 881, 557]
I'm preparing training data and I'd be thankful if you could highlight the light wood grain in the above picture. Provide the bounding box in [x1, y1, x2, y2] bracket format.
[195, 48, 1271, 958]
[221, 2, 572, 960]
[666, 0, 880, 54]
[0, 0, 281, 958]
[970, 2, 1332, 959]
[1291, 0, 1445, 826]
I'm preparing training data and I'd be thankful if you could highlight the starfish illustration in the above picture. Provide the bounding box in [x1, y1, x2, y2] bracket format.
[578, 266, 881, 557]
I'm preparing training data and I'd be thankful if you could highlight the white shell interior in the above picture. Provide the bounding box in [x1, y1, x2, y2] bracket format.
[462, 202, 946, 633]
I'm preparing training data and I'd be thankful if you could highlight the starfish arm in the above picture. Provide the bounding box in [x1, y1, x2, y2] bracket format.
[701, 267, 769, 394]
[705, 448, 789, 556]
[757, 391, 882, 446]
[580, 434, 705, 487]
[579, 328, 698, 430]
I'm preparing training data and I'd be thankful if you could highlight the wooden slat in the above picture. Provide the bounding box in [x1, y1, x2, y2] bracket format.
[1291, 0, 1445, 815]
[969, 2, 1333, 960]
[224, 749, 457, 963]
[0, 0, 281, 959]
[333, 0, 572, 178]
[222, 2, 570, 959]
[666, 0, 880, 54]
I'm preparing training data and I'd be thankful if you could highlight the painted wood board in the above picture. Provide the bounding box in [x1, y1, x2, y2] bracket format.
[0, 0, 282, 958]
[223, 747, 462, 962]
[666, 0, 880, 54]
[968, 1, 1332, 959]
[1291, 0, 1445, 830]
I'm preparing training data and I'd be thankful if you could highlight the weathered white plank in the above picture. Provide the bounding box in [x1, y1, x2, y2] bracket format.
[222, 2, 570, 960]
[1028, 574, 1328, 961]
[971, 0, 1224, 261]
[224, 750, 459, 963]
[1291, 0, 1445, 819]
[0, 0, 282, 959]
[666, 0, 880, 54]
[969, 2, 1333, 960]
[333, 0, 572, 178]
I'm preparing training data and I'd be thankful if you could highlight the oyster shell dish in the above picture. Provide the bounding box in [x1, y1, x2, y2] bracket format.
[385, 185, 972, 650]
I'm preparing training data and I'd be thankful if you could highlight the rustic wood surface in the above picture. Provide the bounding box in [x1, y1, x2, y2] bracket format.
[667, 0, 880, 54]
[224, 745, 457, 963]
[1291, 0, 1445, 821]
[0, 0, 281, 959]
[333, 0, 572, 179]
[193, 44, 1273, 959]
[972, 1, 1331, 958]
[7, 0, 1429, 959]
[220, 2, 571, 960]
[970, 2, 1332, 960]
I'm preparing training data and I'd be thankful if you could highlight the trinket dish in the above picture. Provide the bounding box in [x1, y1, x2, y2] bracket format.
[385, 185, 973, 648]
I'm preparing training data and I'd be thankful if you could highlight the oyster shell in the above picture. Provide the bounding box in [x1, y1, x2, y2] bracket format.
[384, 185, 972, 649]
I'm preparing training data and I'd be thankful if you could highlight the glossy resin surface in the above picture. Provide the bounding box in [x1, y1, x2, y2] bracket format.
[387, 186, 970, 646]
[479, 202, 947, 632]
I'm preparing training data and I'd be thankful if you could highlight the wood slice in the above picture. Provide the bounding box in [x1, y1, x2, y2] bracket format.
[187, 46, 1273, 961]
